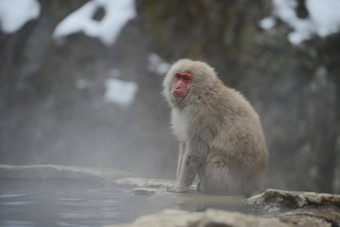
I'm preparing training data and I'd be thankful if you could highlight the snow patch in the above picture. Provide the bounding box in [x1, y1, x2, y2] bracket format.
[0, 0, 40, 33]
[306, 0, 340, 37]
[259, 17, 276, 30]
[104, 78, 138, 106]
[53, 0, 136, 45]
[147, 53, 170, 76]
[261, 0, 340, 44]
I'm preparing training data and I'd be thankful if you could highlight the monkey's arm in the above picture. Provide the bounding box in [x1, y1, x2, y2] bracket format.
[176, 142, 185, 180]
[169, 136, 209, 192]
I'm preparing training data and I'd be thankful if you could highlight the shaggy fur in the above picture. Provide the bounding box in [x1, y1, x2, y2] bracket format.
[163, 59, 268, 196]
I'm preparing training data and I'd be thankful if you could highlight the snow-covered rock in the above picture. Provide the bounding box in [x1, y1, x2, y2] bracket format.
[0, 0, 40, 33]
[53, 0, 136, 45]
[261, 0, 340, 44]
[104, 78, 138, 106]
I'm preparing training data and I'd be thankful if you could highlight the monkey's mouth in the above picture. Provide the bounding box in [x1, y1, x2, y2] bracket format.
[172, 91, 186, 98]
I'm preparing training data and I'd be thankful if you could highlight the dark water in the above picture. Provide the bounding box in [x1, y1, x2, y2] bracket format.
[0, 179, 169, 227]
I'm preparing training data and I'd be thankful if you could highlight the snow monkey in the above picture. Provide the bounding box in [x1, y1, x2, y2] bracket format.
[163, 59, 268, 196]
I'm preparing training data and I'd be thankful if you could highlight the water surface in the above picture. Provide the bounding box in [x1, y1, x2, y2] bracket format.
[0, 179, 167, 226]
[0, 178, 254, 226]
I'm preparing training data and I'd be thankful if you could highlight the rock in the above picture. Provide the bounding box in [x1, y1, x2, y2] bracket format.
[0, 164, 175, 189]
[0, 164, 132, 181]
[145, 178, 175, 188]
[248, 188, 340, 212]
[113, 177, 175, 188]
[108, 209, 289, 227]
[247, 188, 340, 226]
[277, 206, 339, 227]
[114, 177, 149, 187]
[132, 187, 160, 195]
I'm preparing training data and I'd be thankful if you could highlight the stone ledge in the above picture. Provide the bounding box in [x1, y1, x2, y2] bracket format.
[107, 209, 289, 227]
[0, 164, 132, 181]
[248, 188, 340, 212]
[113, 177, 175, 188]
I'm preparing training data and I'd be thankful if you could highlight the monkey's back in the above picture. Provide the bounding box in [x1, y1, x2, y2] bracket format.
[199, 83, 268, 195]
[211, 85, 267, 153]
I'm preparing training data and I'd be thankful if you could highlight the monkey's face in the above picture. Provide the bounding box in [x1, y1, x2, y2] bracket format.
[163, 59, 217, 106]
[171, 72, 193, 99]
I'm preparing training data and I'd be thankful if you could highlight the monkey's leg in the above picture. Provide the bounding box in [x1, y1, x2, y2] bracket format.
[199, 162, 231, 194]
[199, 151, 239, 195]
[176, 142, 185, 180]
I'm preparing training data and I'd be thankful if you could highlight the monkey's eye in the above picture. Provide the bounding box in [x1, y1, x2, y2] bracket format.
[175, 74, 181, 79]
[183, 76, 190, 81]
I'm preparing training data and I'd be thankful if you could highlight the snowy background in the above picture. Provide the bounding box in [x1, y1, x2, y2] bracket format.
[260, 0, 340, 44]
[0, 0, 339, 193]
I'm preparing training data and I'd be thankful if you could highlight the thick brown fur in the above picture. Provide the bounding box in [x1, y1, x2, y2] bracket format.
[163, 59, 268, 196]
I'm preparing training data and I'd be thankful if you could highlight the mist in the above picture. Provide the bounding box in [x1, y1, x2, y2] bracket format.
[1, 0, 340, 195]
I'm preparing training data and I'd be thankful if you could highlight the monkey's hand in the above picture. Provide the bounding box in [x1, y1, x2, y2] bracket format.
[167, 184, 189, 193]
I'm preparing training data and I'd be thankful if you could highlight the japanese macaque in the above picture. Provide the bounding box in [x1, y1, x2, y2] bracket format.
[163, 59, 268, 196]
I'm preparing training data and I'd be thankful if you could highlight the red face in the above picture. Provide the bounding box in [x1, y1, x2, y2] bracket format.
[172, 72, 193, 98]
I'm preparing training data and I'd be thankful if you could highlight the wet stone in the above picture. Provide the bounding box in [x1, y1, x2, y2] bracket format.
[132, 188, 159, 195]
